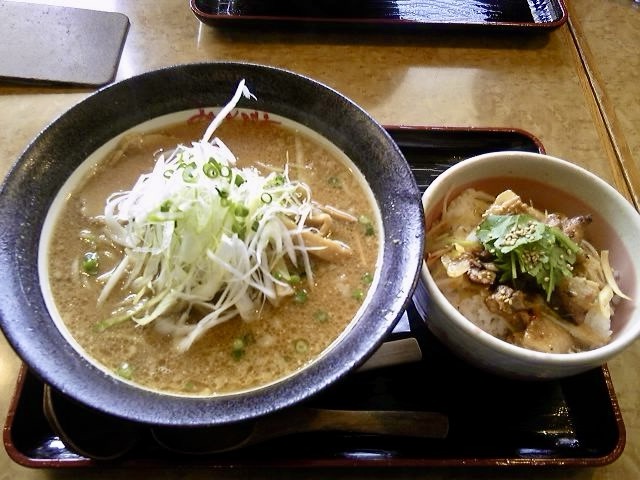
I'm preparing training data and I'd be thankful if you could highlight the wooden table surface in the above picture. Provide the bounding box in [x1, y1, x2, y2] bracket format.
[567, 0, 640, 208]
[0, 0, 638, 478]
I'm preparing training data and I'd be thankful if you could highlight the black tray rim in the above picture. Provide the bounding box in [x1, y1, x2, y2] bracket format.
[189, 0, 569, 31]
[2, 363, 627, 469]
[2, 125, 626, 470]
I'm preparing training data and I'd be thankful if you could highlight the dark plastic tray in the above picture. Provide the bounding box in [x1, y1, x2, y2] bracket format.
[190, 0, 568, 31]
[3, 126, 625, 469]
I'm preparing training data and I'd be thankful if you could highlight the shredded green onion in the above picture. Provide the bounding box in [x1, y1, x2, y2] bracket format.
[98, 80, 323, 352]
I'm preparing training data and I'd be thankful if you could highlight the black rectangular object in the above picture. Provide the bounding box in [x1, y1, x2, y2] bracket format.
[191, 0, 568, 31]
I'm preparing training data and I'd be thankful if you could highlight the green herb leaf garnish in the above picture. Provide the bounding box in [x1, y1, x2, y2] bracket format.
[476, 214, 582, 300]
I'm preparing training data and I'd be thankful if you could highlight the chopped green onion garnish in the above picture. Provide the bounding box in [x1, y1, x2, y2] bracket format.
[231, 221, 246, 238]
[231, 349, 245, 360]
[231, 337, 245, 360]
[184, 381, 196, 391]
[115, 362, 133, 380]
[328, 176, 341, 188]
[313, 310, 329, 323]
[234, 204, 250, 217]
[361, 272, 373, 285]
[160, 200, 172, 213]
[358, 215, 375, 236]
[81, 251, 99, 275]
[230, 333, 254, 360]
[203, 159, 220, 178]
[182, 162, 198, 183]
[352, 288, 364, 301]
[294, 289, 308, 304]
[294, 339, 309, 353]
[232, 338, 245, 351]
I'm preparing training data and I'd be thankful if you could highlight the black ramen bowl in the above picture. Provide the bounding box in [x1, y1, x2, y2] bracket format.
[0, 62, 423, 426]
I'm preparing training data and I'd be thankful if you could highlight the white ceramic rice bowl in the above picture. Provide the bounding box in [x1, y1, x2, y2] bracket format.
[414, 151, 640, 380]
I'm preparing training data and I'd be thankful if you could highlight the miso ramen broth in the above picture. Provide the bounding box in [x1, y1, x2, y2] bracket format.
[43, 111, 380, 396]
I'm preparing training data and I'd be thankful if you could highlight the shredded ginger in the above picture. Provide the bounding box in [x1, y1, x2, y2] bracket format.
[98, 80, 324, 351]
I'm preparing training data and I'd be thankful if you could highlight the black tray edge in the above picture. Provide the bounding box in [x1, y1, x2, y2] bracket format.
[3, 125, 626, 470]
[2, 364, 627, 469]
[189, 0, 569, 32]
[386, 124, 547, 153]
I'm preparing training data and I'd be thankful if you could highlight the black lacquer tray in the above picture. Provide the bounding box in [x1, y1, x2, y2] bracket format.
[190, 0, 568, 31]
[3, 126, 625, 469]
